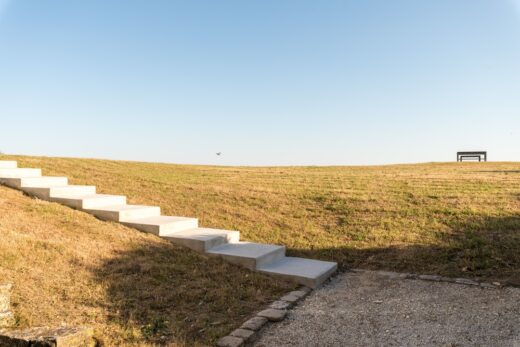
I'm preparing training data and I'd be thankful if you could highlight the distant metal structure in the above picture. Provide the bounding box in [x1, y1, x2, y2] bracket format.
[457, 151, 487, 162]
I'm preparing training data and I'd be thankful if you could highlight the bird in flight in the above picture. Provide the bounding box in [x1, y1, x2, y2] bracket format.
[216, 152, 222, 156]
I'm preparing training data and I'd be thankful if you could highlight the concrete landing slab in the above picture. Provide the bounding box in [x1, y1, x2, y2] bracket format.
[0, 168, 41, 179]
[1, 176, 68, 189]
[207, 242, 285, 270]
[0, 161, 17, 169]
[163, 227, 240, 252]
[258, 257, 337, 288]
[51, 194, 127, 209]
[121, 215, 198, 235]
[84, 204, 161, 222]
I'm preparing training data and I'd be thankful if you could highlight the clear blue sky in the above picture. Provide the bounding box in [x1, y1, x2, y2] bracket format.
[1, 0, 519, 166]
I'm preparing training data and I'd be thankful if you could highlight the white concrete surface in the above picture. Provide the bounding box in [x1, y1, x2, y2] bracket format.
[85, 204, 161, 222]
[207, 242, 286, 270]
[121, 215, 198, 235]
[1, 176, 68, 189]
[0, 161, 17, 169]
[22, 185, 96, 200]
[258, 257, 338, 288]
[0, 168, 41, 178]
[51, 194, 127, 210]
[163, 227, 240, 252]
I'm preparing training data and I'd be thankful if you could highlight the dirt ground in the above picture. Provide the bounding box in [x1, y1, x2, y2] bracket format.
[252, 270, 520, 347]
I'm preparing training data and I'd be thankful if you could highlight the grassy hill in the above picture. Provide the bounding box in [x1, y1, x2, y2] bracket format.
[1, 155, 519, 343]
[0, 184, 294, 346]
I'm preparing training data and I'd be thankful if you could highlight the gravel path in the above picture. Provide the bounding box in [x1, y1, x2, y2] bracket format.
[252, 270, 520, 347]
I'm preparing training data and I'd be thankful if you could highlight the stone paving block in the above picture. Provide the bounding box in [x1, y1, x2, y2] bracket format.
[230, 328, 255, 341]
[216, 335, 244, 347]
[0, 326, 95, 346]
[270, 300, 291, 310]
[289, 290, 308, 299]
[257, 309, 287, 322]
[279, 293, 301, 303]
[240, 316, 268, 331]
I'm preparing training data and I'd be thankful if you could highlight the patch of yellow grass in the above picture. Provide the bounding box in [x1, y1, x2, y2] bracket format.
[0, 186, 295, 346]
[4, 155, 519, 285]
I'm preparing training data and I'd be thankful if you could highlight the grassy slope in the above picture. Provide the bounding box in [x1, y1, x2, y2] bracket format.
[0, 186, 295, 346]
[4, 155, 519, 285]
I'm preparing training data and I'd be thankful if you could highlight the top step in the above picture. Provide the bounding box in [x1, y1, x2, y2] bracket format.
[0, 161, 17, 169]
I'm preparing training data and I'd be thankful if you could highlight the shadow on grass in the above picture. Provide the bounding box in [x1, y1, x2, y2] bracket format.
[288, 215, 520, 287]
[91, 241, 295, 346]
[91, 215, 519, 345]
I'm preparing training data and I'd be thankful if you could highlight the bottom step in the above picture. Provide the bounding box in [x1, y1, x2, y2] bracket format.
[257, 257, 337, 288]
[207, 242, 285, 270]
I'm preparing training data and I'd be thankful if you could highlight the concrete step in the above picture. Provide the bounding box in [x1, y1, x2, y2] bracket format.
[22, 185, 96, 200]
[0, 161, 17, 169]
[84, 204, 161, 222]
[0, 176, 68, 189]
[51, 194, 127, 210]
[121, 215, 198, 236]
[163, 227, 240, 253]
[207, 242, 285, 270]
[0, 161, 338, 287]
[0, 168, 41, 179]
[257, 257, 338, 289]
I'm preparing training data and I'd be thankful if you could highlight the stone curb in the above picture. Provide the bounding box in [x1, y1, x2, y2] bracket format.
[216, 286, 312, 347]
[350, 269, 511, 289]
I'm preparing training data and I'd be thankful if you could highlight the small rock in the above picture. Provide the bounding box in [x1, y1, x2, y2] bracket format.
[377, 271, 401, 279]
[257, 309, 287, 322]
[492, 282, 501, 286]
[373, 300, 383, 304]
[230, 328, 255, 341]
[418, 275, 441, 282]
[240, 317, 268, 331]
[270, 300, 291, 310]
[454, 278, 479, 286]
[480, 282, 496, 289]
[216, 335, 244, 347]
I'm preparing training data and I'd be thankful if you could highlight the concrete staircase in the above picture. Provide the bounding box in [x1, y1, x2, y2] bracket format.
[0, 160, 337, 288]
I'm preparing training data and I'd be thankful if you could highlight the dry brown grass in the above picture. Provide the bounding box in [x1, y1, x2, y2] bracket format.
[3, 155, 519, 285]
[0, 186, 295, 346]
[1, 155, 519, 344]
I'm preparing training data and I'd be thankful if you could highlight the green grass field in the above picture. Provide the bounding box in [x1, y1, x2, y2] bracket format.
[1, 155, 519, 345]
